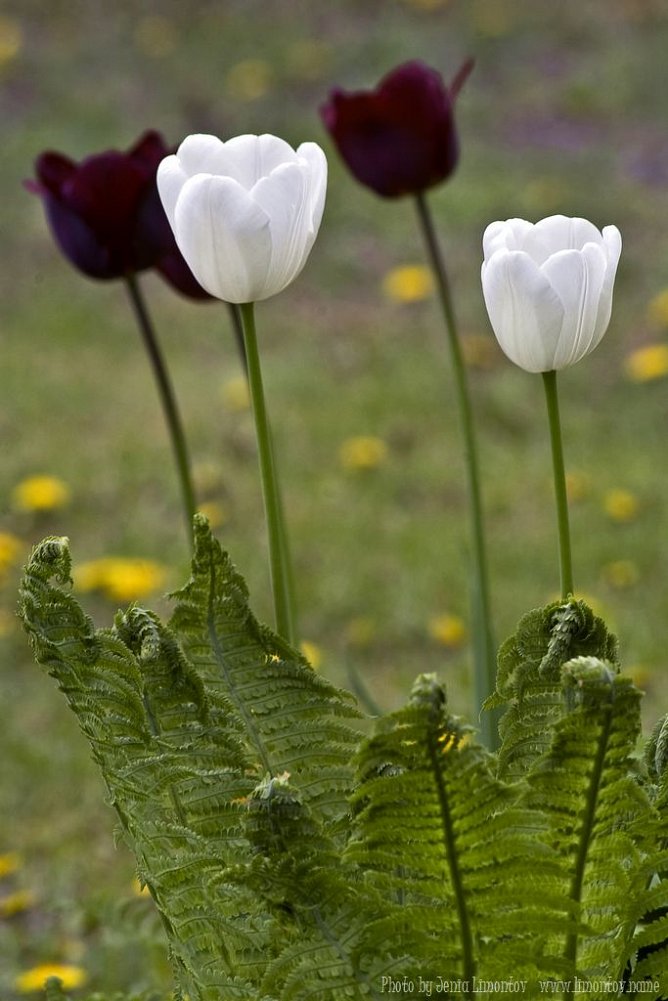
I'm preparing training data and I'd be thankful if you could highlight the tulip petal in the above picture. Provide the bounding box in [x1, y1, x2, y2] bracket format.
[251, 162, 309, 297]
[174, 134, 229, 178]
[526, 215, 603, 263]
[592, 225, 622, 345]
[173, 174, 271, 303]
[481, 250, 564, 373]
[482, 218, 533, 261]
[221, 134, 299, 190]
[541, 243, 607, 367]
[297, 142, 328, 235]
[157, 155, 189, 229]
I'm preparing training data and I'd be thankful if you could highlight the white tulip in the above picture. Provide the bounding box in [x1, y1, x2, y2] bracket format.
[157, 133, 327, 303]
[481, 215, 621, 373]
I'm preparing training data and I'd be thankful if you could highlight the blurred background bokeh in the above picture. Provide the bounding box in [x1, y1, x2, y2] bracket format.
[2, 0, 668, 994]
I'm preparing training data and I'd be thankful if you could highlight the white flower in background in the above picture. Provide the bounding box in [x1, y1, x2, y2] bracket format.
[481, 215, 622, 373]
[158, 133, 327, 303]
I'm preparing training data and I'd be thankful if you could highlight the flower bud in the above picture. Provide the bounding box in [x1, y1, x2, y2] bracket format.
[157, 133, 327, 303]
[481, 215, 622, 373]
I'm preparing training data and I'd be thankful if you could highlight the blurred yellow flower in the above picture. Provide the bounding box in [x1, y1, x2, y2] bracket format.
[131, 876, 151, 898]
[382, 264, 433, 303]
[0, 888, 36, 917]
[339, 436, 388, 471]
[428, 613, 467, 649]
[0, 16, 22, 65]
[222, 375, 251, 412]
[75, 558, 168, 601]
[646, 288, 668, 330]
[134, 14, 177, 57]
[0, 532, 23, 571]
[225, 59, 273, 101]
[0, 851, 22, 878]
[15, 964, 87, 993]
[197, 501, 227, 529]
[300, 640, 322, 670]
[565, 471, 592, 503]
[624, 343, 668, 382]
[603, 489, 640, 523]
[12, 475, 70, 513]
[344, 616, 377, 648]
[603, 559, 639, 589]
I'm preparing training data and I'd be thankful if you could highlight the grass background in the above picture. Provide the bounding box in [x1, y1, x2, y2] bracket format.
[2, 0, 668, 994]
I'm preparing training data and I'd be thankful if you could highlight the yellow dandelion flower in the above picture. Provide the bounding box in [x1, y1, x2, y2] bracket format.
[565, 471, 592, 503]
[428, 614, 467, 649]
[12, 475, 70, 513]
[0, 888, 36, 917]
[133, 14, 177, 57]
[0, 16, 22, 65]
[15, 964, 87, 993]
[624, 343, 668, 382]
[0, 851, 22, 878]
[0, 532, 23, 571]
[603, 489, 640, 523]
[225, 59, 273, 102]
[339, 436, 388, 472]
[646, 289, 668, 330]
[222, 375, 251, 412]
[603, 559, 639, 589]
[300, 640, 322, 670]
[382, 264, 433, 304]
[344, 616, 377, 648]
[75, 558, 168, 601]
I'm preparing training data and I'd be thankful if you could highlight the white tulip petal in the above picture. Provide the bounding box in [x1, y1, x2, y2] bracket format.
[531, 215, 603, 256]
[251, 162, 309, 298]
[156, 155, 189, 229]
[222, 134, 299, 190]
[541, 243, 607, 367]
[482, 218, 533, 260]
[591, 225, 622, 346]
[297, 142, 328, 234]
[481, 250, 564, 373]
[175, 134, 230, 178]
[173, 174, 272, 303]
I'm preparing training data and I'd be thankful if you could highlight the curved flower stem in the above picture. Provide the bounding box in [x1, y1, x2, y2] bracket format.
[414, 192, 497, 750]
[542, 370, 574, 599]
[124, 272, 196, 550]
[238, 302, 297, 646]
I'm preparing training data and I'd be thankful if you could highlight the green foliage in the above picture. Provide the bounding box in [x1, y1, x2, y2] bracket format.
[18, 528, 668, 999]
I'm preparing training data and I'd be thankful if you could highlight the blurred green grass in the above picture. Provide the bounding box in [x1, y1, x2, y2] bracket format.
[3, 0, 668, 994]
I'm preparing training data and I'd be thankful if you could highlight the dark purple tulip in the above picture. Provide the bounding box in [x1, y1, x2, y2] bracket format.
[320, 59, 473, 198]
[26, 130, 211, 298]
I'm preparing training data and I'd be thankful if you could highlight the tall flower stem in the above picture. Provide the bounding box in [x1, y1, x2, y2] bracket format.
[226, 302, 249, 376]
[124, 272, 196, 549]
[414, 192, 497, 749]
[541, 370, 574, 600]
[238, 302, 297, 646]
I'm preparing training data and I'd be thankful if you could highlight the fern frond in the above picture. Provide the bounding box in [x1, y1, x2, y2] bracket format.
[488, 600, 618, 782]
[345, 673, 567, 982]
[522, 656, 651, 984]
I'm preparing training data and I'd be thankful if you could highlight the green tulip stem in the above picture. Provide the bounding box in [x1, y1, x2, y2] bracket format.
[125, 272, 197, 550]
[226, 302, 249, 376]
[542, 370, 574, 600]
[239, 302, 297, 646]
[415, 192, 497, 750]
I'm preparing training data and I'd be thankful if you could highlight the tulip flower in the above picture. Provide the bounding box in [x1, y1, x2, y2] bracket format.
[481, 215, 622, 373]
[157, 133, 328, 304]
[322, 60, 498, 746]
[481, 214, 622, 601]
[26, 130, 212, 549]
[319, 59, 472, 198]
[27, 130, 210, 299]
